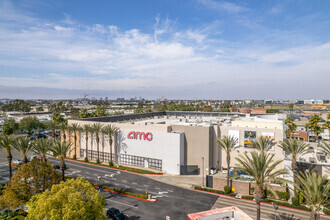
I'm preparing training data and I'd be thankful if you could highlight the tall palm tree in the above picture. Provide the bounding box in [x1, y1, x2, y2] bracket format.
[58, 121, 68, 142]
[13, 136, 33, 164]
[102, 124, 119, 165]
[235, 151, 287, 220]
[46, 121, 58, 141]
[318, 141, 330, 155]
[32, 138, 51, 162]
[50, 141, 72, 181]
[254, 136, 275, 153]
[278, 139, 312, 197]
[216, 135, 239, 186]
[82, 124, 91, 162]
[285, 116, 297, 138]
[68, 123, 81, 160]
[306, 115, 322, 142]
[91, 123, 103, 164]
[295, 172, 329, 220]
[0, 134, 15, 179]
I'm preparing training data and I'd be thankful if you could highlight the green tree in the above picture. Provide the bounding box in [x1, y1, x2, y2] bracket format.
[79, 109, 89, 118]
[0, 134, 15, 179]
[145, 105, 152, 113]
[19, 116, 41, 134]
[94, 106, 106, 117]
[32, 138, 51, 162]
[52, 111, 66, 124]
[216, 135, 239, 186]
[235, 151, 287, 220]
[50, 141, 72, 181]
[285, 116, 297, 138]
[102, 124, 119, 165]
[2, 118, 19, 135]
[46, 121, 58, 140]
[91, 123, 103, 164]
[134, 108, 143, 114]
[49, 101, 67, 113]
[68, 123, 81, 160]
[26, 177, 106, 220]
[203, 105, 213, 112]
[323, 121, 330, 141]
[253, 136, 275, 153]
[306, 115, 322, 142]
[0, 160, 60, 209]
[318, 141, 330, 155]
[13, 137, 32, 164]
[82, 124, 92, 162]
[36, 106, 44, 112]
[58, 121, 69, 142]
[278, 139, 312, 197]
[295, 172, 329, 220]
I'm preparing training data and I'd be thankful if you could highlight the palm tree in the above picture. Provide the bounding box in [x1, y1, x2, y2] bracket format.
[82, 124, 91, 162]
[58, 121, 68, 142]
[46, 121, 58, 140]
[102, 124, 119, 165]
[13, 136, 33, 164]
[295, 172, 329, 220]
[318, 141, 330, 155]
[91, 123, 103, 164]
[285, 116, 297, 138]
[216, 135, 239, 186]
[306, 115, 321, 142]
[32, 138, 51, 162]
[278, 139, 312, 197]
[235, 151, 287, 220]
[254, 136, 275, 153]
[50, 141, 72, 181]
[68, 123, 82, 160]
[0, 134, 15, 179]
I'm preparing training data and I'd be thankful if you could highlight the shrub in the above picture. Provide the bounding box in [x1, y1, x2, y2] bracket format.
[84, 157, 89, 162]
[250, 187, 255, 193]
[194, 186, 225, 195]
[242, 195, 254, 200]
[109, 161, 114, 167]
[228, 192, 237, 197]
[96, 159, 100, 164]
[277, 191, 289, 201]
[224, 185, 231, 194]
[292, 197, 300, 206]
[323, 208, 330, 215]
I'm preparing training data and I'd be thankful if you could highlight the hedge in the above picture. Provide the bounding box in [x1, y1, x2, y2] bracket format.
[194, 186, 237, 197]
[76, 159, 163, 174]
[95, 183, 148, 199]
[262, 198, 311, 211]
[324, 208, 330, 215]
[242, 195, 254, 200]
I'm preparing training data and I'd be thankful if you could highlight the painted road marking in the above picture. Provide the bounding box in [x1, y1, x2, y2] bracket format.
[114, 183, 119, 186]
[136, 188, 142, 191]
[122, 180, 127, 183]
[143, 185, 148, 187]
[167, 189, 173, 192]
[124, 186, 131, 189]
[132, 182, 137, 185]
[159, 192, 168, 194]
[155, 187, 160, 189]
[105, 199, 138, 209]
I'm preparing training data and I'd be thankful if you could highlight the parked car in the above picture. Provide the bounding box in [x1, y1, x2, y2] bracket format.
[106, 208, 128, 220]
[54, 164, 67, 170]
[12, 160, 22, 165]
[28, 155, 40, 162]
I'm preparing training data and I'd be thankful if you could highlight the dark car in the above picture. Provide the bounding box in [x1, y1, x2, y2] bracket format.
[106, 208, 128, 220]
[54, 164, 67, 170]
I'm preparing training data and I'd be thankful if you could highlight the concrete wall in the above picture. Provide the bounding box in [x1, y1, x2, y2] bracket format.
[171, 125, 214, 174]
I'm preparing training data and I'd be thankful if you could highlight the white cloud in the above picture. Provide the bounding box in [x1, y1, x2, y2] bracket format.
[197, 0, 247, 13]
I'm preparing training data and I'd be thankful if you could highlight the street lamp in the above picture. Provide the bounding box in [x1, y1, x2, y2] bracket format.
[272, 202, 279, 220]
[202, 157, 205, 187]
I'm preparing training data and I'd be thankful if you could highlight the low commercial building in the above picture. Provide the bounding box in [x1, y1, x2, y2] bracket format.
[69, 112, 286, 175]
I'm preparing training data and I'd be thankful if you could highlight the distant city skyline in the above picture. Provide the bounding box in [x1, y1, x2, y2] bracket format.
[0, 0, 330, 99]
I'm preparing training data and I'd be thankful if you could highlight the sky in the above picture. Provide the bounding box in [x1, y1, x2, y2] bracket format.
[0, 0, 329, 100]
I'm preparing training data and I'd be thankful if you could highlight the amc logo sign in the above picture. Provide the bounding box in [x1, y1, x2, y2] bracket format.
[127, 131, 153, 141]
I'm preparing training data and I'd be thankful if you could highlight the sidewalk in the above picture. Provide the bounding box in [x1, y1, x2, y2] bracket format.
[146, 174, 206, 188]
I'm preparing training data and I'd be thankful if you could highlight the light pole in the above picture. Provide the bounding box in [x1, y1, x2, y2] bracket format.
[272, 202, 278, 220]
[202, 157, 204, 187]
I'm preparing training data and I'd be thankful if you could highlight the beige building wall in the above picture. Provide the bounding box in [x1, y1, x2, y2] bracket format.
[219, 125, 285, 170]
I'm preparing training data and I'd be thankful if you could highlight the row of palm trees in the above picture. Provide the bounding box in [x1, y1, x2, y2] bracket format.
[217, 136, 330, 220]
[47, 122, 119, 164]
[0, 133, 71, 181]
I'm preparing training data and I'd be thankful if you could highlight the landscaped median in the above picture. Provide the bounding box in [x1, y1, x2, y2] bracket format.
[194, 186, 330, 216]
[64, 176, 155, 202]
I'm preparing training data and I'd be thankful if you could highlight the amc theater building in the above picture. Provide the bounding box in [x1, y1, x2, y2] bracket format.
[69, 112, 285, 175]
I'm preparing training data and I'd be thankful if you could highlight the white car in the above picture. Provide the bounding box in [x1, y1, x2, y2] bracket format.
[12, 160, 22, 165]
